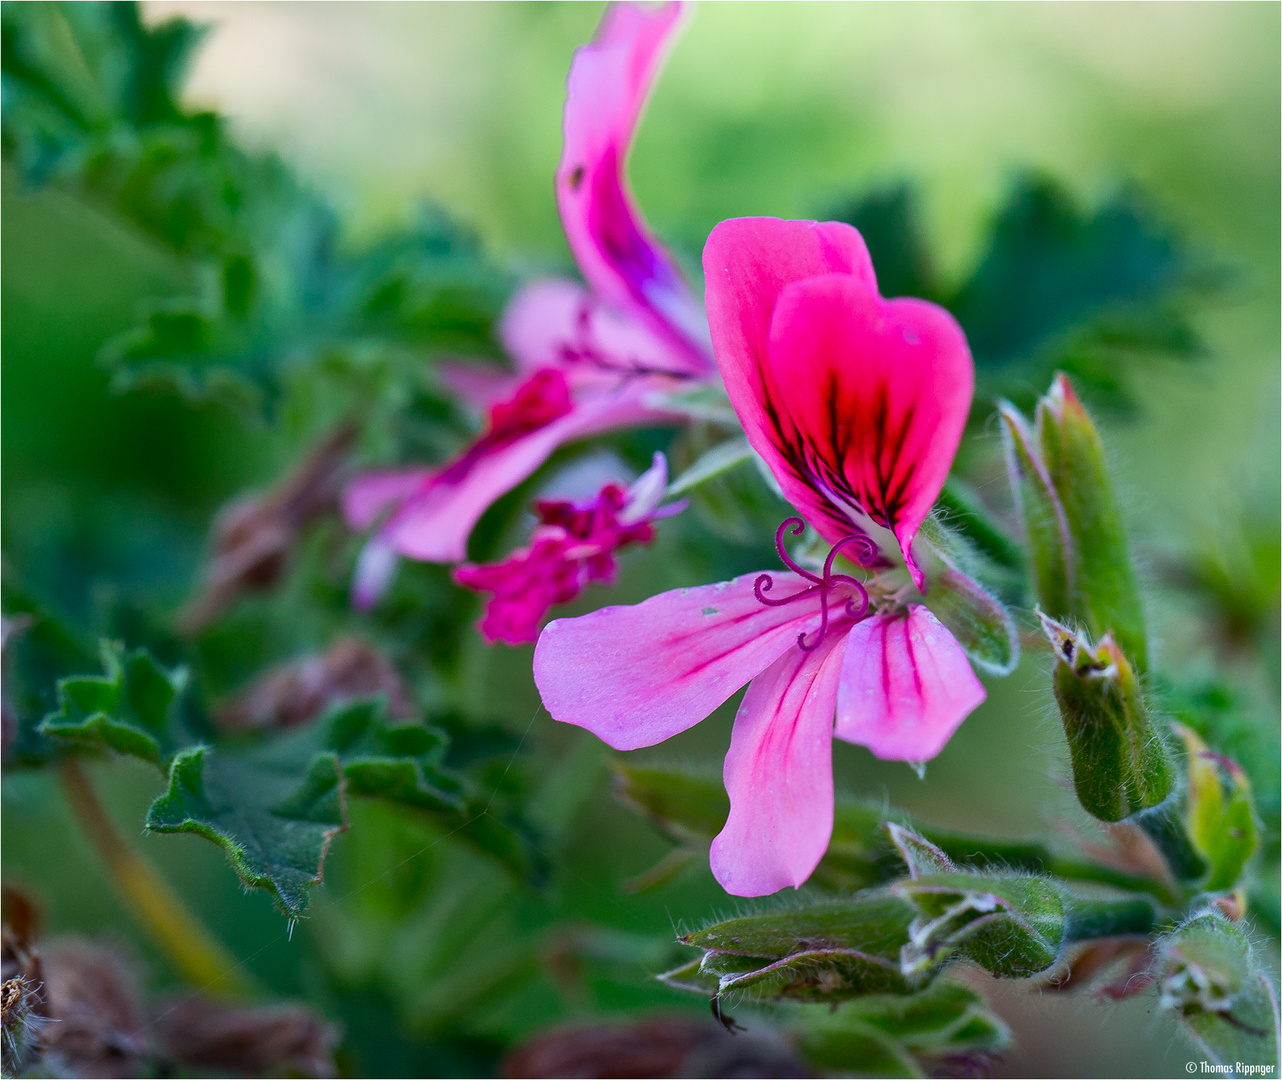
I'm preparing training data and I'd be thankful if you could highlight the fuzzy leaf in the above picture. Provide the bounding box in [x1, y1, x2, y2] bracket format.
[799, 980, 1011, 1078]
[663, 892, 923, 1003]
[38, 640, 188, 770]
[147, 745, 347, 919]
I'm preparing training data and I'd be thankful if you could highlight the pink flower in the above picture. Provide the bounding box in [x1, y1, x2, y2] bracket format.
[454, 454, 678, 645]
[342, 2, 712, 606]
[533, 217, 1012, 897]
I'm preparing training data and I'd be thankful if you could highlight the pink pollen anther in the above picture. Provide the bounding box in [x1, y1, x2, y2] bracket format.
[753, 518, 870, 652]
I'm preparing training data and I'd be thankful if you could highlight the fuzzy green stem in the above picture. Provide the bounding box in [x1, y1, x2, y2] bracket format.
[1062, 895, 1158, 943]
[59, 758, 254, 996]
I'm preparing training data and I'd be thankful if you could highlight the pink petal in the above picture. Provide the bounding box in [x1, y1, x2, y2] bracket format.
[435, 361, 523, 412]
[533, 572, 828, 751]
[702, 217, 881, 544]
[709, 625, 848, 897]
[834, 606, 985, 763]
[380, 384, 678, 563]
[500, 278, 701, 381]
[557, 2, 709, 368]
[341, 468, 434, 531]
[767, 274, 972, 589]
[351, 536, 399, 611]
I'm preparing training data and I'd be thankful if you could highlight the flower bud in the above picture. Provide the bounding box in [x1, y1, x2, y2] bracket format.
[1158, 913, 1279, 1070]
[1039, 612, 1174, 822]
[894, 873, 1066, 979]
[1175, 725, 1259, 892]
[1002, 374, 1147, 671]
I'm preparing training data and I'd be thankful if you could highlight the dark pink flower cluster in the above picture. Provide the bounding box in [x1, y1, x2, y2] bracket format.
[454, 455, 673, 645]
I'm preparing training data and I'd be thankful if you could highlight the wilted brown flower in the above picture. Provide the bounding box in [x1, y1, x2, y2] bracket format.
[152, 996, 339, 1078]
[216, 636, 416, 732]
[38, 940, 149, 1079]
[179, 423, 357, 634]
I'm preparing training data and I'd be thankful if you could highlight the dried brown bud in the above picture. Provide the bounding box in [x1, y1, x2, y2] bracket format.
[500, 1017, 808, 1079]
[217, 637, 416, 732]
[152, 996, 339, 1078]
[39, 939, 149, 1079]
[179, 424, 357, 634]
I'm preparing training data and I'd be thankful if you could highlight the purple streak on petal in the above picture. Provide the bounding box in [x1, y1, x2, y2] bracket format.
[533, 571, 828, 751]
[709, 622, 849, 896]
[558, 2, 711, 368]
[342, 468, 434, 531]
[834, 606, 985, 763]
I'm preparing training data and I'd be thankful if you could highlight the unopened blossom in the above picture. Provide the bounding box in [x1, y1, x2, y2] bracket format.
[535, 217, 1014, 897]
[455, 454, 679, 645]
[343, 2, 712, 607]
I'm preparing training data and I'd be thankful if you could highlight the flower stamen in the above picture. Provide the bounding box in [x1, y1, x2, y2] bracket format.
[754, 518, 871, 651]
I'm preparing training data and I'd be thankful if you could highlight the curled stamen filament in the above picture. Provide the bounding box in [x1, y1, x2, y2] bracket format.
[753, 518, 871, 651]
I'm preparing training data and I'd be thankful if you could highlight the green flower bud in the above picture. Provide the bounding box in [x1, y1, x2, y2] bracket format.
[1175, 725, 1259, 892]
[1002, 374, 1147, 671]
[1039, 612, 1174, 822]
[894, 872, 1155, 981]
[1158, 913, 1280, 1070]
[894, 873, 1066, 979]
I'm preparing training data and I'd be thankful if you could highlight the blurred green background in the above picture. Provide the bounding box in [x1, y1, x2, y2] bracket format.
[3, 3, 1278, 1077]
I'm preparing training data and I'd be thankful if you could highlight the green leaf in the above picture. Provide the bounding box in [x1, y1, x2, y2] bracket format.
[663, 892, 923, 1003]
[1158, 913, 1280, 1071]
[798, 980, 1012, 1078]
[37, 639, 188, 770]
[884, 824, 956, 878]
[147, 745, 347, 919]
[611, 763, 729, 845]
[951, 175, 1213, 409]
[143, 698, 545, 915]
[1039, 612, 1174, 823]
[665, 436, 754, 497]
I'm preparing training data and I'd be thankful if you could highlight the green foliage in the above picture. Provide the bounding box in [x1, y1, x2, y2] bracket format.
[37, 639, 188, 769]
[1039, 613, 1174, 823]
[1158, 913, 1281, 1070]
[797, 980, 1011, 1079]
[143, 698, 545, 917]
[662, 892, 922, 1003]
[894, 873, 1067, 979]
[835, 176, 1217, 416]
[148, 744, 347, 919]
[2, 0, 511, 413]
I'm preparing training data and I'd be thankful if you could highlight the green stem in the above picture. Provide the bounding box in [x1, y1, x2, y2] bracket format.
[1062, 894, 1158, 943]
[1046, 855, 1181, 907]
[59, 758, 254, 996]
